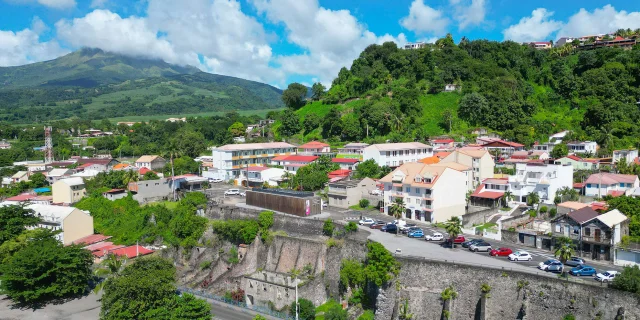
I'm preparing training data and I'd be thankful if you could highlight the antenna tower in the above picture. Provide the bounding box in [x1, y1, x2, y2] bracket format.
[44, 126, 53, 164]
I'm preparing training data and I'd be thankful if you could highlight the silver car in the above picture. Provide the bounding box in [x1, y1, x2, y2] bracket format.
[564, 257, 585, 267]
[469, 241, 492, 252]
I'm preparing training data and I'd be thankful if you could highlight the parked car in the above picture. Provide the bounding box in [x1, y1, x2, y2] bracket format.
[469, 241, 492, 252]
[239, 191, 246, 197]
[392, 220, 406, 227]
[381, 223, 398, 234]
[369, 221, 386, 229]
[446, 235, 466, 245]
[595, 271, 618, 283]
[538, 259, 563, 273]
[408, 229, 424, 238]
[208, 178, 223, 183]
[399, 224, 417, 234]
[369, 189, 381, 196]
[489, 247, 513, 257]
[425, 232, 444, 241]
[462, 239, 482, 248]
[404, 227, 421, 236]
[564, 257, 585, 267]
[358, 218, 375, 225]
[508, 251, 532, 262]
[224, 189, 240, 196]
[569, 265, 597, 277]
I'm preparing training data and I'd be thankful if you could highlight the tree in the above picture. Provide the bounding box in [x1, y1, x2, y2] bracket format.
[554, 237, 575, 276]
[526, 192, 540, 211]
[143, 171, 159, 180]
[359, 199, 370, 208]
[445, 216, 462, 249]
[282, 83, 308, 110]
[164, 156, 199, 176]
[280, 109, 301, 137]
[29, 172, 48, 187]
[302, 113, 321, 134]
[611, 265, 640, 294]
[290, 298, 315, 320]
[550, 143, 568, 159]
[324, 303, 348, 320]
[0, 228, 58, 264]
[228, 122, 246, 137]
[457, 93, 489, 126]
[354, 159, 381, 179]
[364, 242, 399, 286]
[323, 219, 335, 237]
[321, 107, 343, 138]
[441, 109, 453, 133]
[390, 198, 405, 224]
[0, 236, 93, 304]
[311, 82, 326, 100]
[0, 205, 40, 246]
[254, 316, 268, 320]
[93, 253, 127, 294]
[502, 191, 514, 208]
[172, 129, 207, 159]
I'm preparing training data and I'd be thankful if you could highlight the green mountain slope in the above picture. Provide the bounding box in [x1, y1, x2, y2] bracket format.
[0, 48, 283, 123]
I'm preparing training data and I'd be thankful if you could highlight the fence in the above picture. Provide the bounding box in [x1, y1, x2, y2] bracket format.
[178, 286, 294, 319]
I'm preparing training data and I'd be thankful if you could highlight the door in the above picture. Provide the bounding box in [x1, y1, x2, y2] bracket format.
[595, 229, 602, 242]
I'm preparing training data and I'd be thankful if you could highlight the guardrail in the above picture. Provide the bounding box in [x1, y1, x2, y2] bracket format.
[395, 253, 612, 288]
[178, 286, 294, 319]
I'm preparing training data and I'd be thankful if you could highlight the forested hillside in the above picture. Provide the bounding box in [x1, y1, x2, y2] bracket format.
[280, 35, 640, 155]
[0, 48, 283, 123]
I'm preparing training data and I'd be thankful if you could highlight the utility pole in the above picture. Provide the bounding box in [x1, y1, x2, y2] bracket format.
[171, 153, 176, 201]
[295, 275, 299, 320]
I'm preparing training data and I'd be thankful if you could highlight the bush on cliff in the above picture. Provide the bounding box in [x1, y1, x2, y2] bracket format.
[290, 298, 315, 320]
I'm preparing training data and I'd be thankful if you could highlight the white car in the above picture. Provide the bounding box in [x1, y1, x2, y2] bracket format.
[358, 218, 375, 225]
[224, 189, 240, 196]
[209, 178, 223, 183]
[369, 189, 381, 196]
[239, 191, 246, 197]
[508, 251, 532, 262]
[538, 259, 562, 271]
[595, 271, 618, 283]
[425, 232, 443, 241]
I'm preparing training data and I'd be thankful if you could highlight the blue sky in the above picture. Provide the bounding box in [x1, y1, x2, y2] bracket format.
[2, 0, 640, 88]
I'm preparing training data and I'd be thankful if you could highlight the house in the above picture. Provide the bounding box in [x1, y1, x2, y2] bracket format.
[431, 138, 455, 149]
[4, 193, 52, 205]
[532, 143, 555, 153]
[46, 168, 71, 184]
[166, 117, 186, 122]
[555, 37, 576, 47]
[404, 42, 426, 49]
[328, 169, 351, 181]
[244, 167, 286, 187]
[555, 155, 600, 170]
[135, 155, 167, 171]
[475, 137, 502, 145]
[327, 177, 378, 209]
[380, 163, 466, 223]
[11, 171, 29, 183]
[331, 158, 359, 170]
[528, 41, 552, 49]
[508, 162, 573, 204]
[173, 175, 208, 192]
[481, 140, 525, 159]
[557, 201, 589, 214]
[112, 163, 135, 171]
[298, 141, 332, 156]
[13, 160, 46, 172]
[469, 178, 509, 207]
[613, 149, 638, 164]
[362, 142, 433, 168]
[102, 189, 128, 201]
[2, 177, 12, 188]
[92, 244, 154, 260]
[128, 178, 173, 203]
[567, 141, 598, 155]
[270, 155, 318, 172]
[549, 130, 570, 145]
[0, 203, 94, 245]
[440, 149, 495, 188]
[552, 208, 628, 261]
[210, 142, 296, 180]
[579, 37, 637, 50]
[52, 177, 87, 204]
[337, 143, 369, 158]
[444, 84, 461, 92]
[0, 140, 11, 149]
[584, 173, 639, 197]
[75, 158, 119, 171]
[259, 119, 276, 126]
[46, 161, 75, 169]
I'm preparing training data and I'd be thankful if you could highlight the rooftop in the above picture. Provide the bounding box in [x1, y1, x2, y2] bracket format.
[331, 158, 359, 164]
[342, 143, 369, 148]
[366, 142, 431, 151]
[379, 162, 448, 188]
[5, 193, 35, 202]
[247, 166, 270, 172]
[281, 155, 319, 162]
[418, 156, 440, 164]
[56, 177, 85, 187]
[215, 142, 295, 151]
[48, 168, 70, 176]
[76, 158, 115, 165]
[585, 173, 637, 185]
[136, 155, 163, 163]
[298, 141, 330, 149]
[567, 207, 600, 224]
[597, 209, 628, 228]
[71, 234, 111, 246]
[558, 201, 588, 211]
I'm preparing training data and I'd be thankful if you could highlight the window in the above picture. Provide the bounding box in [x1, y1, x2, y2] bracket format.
[620, 183, 625, 187]
[573, 226, 579, 234]
[587, 184, 591, 188]
[584, 228, 591, 236]
[555, 224, 561, 233]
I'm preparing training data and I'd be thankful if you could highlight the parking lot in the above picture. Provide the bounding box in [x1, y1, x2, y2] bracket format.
[205, 183, 250, 205]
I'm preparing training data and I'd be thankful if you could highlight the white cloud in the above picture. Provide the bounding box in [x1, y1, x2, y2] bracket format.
[502, 8, 561, 42]
[90, 0, 108, 8]
[7, 0, 76, 9]
[557, 5, 640, 38]
[253, 0, 406, 86]
[0, 18, 67, 66]
[453, 0, 486, 30]
[399, 0, 449, 35]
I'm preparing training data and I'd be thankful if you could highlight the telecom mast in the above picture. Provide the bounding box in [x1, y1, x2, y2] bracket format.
[44, 126, 53, 164]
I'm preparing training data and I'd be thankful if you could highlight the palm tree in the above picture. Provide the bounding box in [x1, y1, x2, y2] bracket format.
[554, 237, 575, 277]
[281, 171, 295, 189]
[526, 192, 540, 213]
[93, 253, 127, 294]
[501, 191, 514, 208]
[122, 169, 139, 186]
[444, 217, 462, 249]
[390, 198, 406, 236]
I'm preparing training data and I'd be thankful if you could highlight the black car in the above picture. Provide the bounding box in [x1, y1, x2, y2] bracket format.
[381, 223, 398, 234]
[462, 239, 482, 248]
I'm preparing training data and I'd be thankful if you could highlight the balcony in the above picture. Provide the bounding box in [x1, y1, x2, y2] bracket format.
[582, 235, 611, 245]
[328, 187, 347, 195]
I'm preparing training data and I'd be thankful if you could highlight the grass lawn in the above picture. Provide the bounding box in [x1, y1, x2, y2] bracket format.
[315, 299, 342, 320]
[144, 201, 179, 210]
[348, 204, 376, 211]
[475, 222, 498, 232]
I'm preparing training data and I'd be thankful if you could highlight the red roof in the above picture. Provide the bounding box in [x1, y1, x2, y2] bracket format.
[332, 158, 359, 164]
[271, 155, 290, 161]
[470, 184, 504, 199]
[634, 157, 640, 165]
[138, 167, 152, 175]
[434, 151, 451, 159]
[78, 163, 93, 169]
[281, 155, 318, 163]
[5, 193, 36, 202]
[566, 155, 582, 161]
[433, 139, 454, 143]
[92, 245, 126, 257]
[328, 169, 351, 177]
[104, 188, 125, 194]
[608, 190, 625, 198]
[481, 140, 524, 148]
[247, 166, 270, 172]
[84, 241, 115, 252]
[298, 141, 329, 149]
[71, 234, 112, 246]
[573, 182, 586, 188]
[108, 245, 154, 259]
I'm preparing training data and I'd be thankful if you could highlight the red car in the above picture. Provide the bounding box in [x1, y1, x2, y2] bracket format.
[490, 247, 513, 257]
[369, 221, 386, 229]
[446, 235, 466, 245]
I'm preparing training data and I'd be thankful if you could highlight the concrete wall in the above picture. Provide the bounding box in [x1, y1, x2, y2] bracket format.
[376, 256, 640, 320]
[461, 207, 498, 227]
[62, 209, 94, 245]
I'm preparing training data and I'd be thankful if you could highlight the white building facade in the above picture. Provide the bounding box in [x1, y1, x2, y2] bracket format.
[584, 173, 639, 197]
[567, 141, 598, 154]
[210, 142, 296, 180]
[362, 142, 433, 168]
[613, 149, 638, 164]
[508, 163, 573, 204]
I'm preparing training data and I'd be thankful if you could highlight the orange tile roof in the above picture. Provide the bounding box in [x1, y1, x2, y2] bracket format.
[419, 156, 440, 164]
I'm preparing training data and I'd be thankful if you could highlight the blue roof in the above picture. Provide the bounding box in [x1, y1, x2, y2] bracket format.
[34, 187, 51, 193]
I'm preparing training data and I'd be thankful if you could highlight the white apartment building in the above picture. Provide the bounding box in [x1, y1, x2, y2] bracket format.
[549, 130, 570, 144]
[379, 163, 466, 223]
[404, 42, 427, 49]
[613, 149, 638, 164]
[210, 142, 296, 180]
[584, 173, 639, 197]
[532, 143, 555, 153]
[362, 142, 433, 168]
[508, 162, 573, 205]
[244, 167, 286, 187]
[439, 149, 495, 189]
[567, 141, 598, 154]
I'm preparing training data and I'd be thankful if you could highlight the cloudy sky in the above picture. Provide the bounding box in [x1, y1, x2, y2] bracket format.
[1, 0, 640, 88]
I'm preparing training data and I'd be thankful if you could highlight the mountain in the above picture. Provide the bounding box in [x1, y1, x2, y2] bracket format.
[0, 48, 283, 123]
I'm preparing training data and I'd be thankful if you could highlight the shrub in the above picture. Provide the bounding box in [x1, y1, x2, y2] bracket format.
[359, 199, 369, 208]
[549, 208, 557, 218]
[258, 211, 274, 230]
[529, 211, 537, 218]
[344, 221, 358, 233]
[230, 288, 245, 303]
[539, 206, 548, 213]
[326, 238, 344, 248]
[228, 247, 239, 264]
[200, 260, 212, 270]
[290, 298, 315, 320]
[323, 219, 335, 237]
[357, 310, 375, 320]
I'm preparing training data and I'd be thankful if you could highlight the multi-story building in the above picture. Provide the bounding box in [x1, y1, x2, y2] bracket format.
[555, 155, 600, 170]
[508, 162, 573, 204]
[431, 138, 455, 149]
[440, 149, 495, 189]
[327, 177, 377, 209]
[52, 177, 87, 204]
[532, 143, 555, 153]
[379, 163, 466, 223]
[297, 141, 332, 156]
[211, 142, 296, 180]
[480, 140, 525, 158]
[567, 141, 598, 155]
[584, 173, 639, 197]
[337, 143, 369, 159]
[362, 142, 433, 168]
[613, 149, 638, 164]
[135, 155, 167, 171]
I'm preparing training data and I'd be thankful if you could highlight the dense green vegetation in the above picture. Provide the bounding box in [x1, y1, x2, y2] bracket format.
[279, 36, 640, 154]
[210, 210, 275, 244]
[605, 196, 640, 242]
[0, 48, 283, 123]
